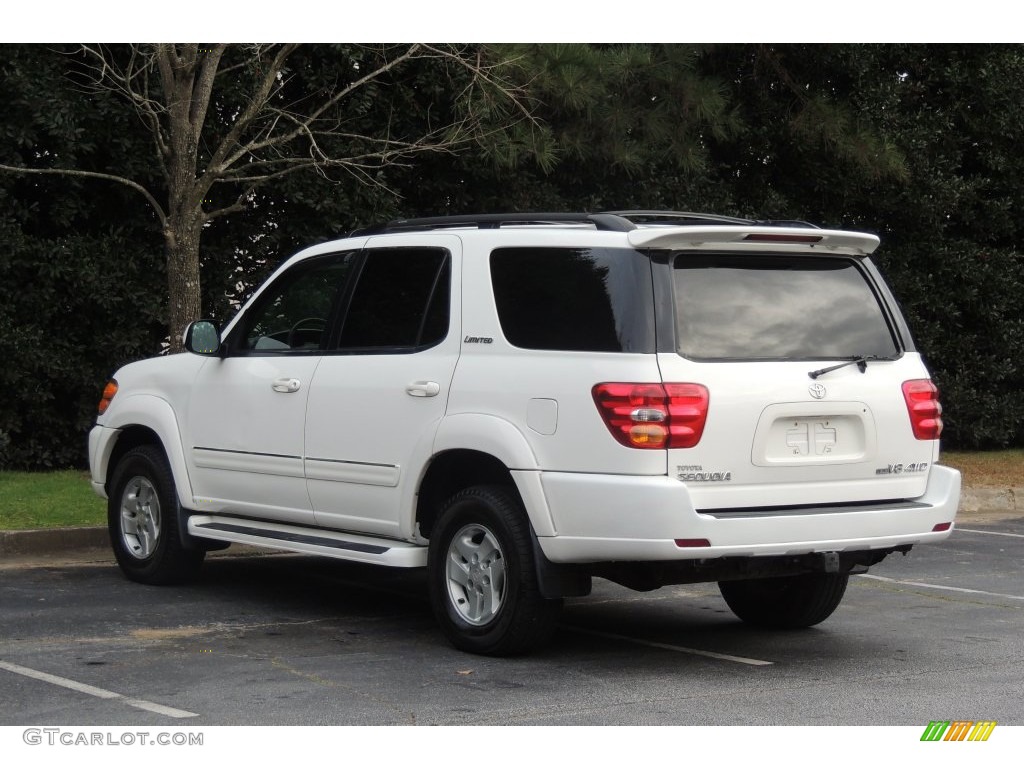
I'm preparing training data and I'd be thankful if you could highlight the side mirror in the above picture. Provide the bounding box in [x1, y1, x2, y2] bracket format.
[184, 320, 222, 356]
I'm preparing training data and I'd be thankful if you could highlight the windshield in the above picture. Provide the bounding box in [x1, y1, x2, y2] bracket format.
[672, 254, 900, 360]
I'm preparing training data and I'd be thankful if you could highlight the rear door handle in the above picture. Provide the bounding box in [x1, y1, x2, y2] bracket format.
[271, 377, 301, 393]
[406, 380, 440, 397]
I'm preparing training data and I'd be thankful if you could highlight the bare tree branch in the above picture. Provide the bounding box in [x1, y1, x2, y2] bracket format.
[202, 44, 299, 183]
[3, 43, 546, 351]
[203, 186, 256, 222]
[198, 44, 541, 197]
[0, 163, 167, 227]
[219, 44, 423, 170]
[421, 43, 542, 129]
[76, 45, 170, 172]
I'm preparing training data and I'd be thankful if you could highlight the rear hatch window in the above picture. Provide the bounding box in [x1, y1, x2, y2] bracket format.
[673, 254, 900, 360]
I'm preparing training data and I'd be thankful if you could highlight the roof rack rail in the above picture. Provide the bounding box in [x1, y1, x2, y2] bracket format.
[603, 210, 756, 226]
[605, 210, 821, 229]
[348, 211, 823, 237]
[752, 219, 821, 229]
[350, 212, 636, 237]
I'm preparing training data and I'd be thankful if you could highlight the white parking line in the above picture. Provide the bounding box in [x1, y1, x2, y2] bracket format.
[956, 528, 1024, 539]
[860, 574, 1024, 601]
[562, 626, 774, 666]
[0, 660, 199, 719]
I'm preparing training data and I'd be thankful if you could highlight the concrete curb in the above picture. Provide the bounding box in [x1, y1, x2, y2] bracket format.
[959, 487, 1023, 513]
[2, 487, 1022, 558]
[0, 526, 109, 557]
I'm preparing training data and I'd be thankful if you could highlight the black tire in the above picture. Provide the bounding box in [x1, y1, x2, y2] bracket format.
[108, 444, 204, 585]
[718, 572, 849, 629]
[428, 485, 562, 655]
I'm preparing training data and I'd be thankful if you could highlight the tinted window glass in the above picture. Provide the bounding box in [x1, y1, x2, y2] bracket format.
[490, 247, 655, 352]
[673, 254, 899, 359]
[239, 253, 356, 352]
[338, 248, 450, 349]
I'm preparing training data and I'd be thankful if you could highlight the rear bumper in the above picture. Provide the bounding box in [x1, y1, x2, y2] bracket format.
[534, 464, 961, 563]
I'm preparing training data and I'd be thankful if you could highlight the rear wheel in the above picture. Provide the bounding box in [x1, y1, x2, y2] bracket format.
[108, 445, 204, 585]
[428, 485, 561, 655]
[718, 572, 849, 628]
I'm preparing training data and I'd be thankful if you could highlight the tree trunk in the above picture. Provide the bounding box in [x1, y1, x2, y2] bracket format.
[158, 45, 209, 354]
[164, 219, 202, 353]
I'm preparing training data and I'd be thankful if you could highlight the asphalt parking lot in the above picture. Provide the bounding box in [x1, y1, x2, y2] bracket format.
[1, 514, 1021, 727]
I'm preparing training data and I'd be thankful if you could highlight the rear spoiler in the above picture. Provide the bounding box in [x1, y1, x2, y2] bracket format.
[628, 226, 880, 256]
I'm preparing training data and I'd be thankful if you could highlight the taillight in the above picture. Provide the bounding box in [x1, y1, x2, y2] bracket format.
[592, 382, 709, 449]
[902, 379, 943, 440]
[98, 379, 118, 415]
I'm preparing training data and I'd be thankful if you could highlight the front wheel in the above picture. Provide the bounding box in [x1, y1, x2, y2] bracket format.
[718, 572, 849, 629]
[428, 485, 561, 655]
[108, 445, 204, 585]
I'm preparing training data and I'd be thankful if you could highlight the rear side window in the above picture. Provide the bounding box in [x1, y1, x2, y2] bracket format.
[673, 254, 900, 360]
[490, 247, 655, 352]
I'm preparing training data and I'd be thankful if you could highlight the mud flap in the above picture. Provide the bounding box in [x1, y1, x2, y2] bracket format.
[530, 532, 592, 598]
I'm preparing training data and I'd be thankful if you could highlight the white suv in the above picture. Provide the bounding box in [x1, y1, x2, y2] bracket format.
[88, 211, 961, 655]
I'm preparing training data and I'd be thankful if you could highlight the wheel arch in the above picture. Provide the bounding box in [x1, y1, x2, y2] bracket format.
[415, 448, 583, 601]
[431, 413, 539, 472]
[418, 414, 553, 539]
[416, 449, 519, 540]
[102, 394, 194, 510]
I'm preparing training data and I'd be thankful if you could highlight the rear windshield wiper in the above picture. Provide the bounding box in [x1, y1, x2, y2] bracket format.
[808, 355, 877, 380]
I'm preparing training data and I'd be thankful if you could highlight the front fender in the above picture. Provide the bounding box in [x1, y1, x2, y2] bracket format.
[102, 394, 194, 510]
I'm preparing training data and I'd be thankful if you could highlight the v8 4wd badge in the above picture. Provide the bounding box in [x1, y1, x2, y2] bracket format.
[875, 462, 929, 476]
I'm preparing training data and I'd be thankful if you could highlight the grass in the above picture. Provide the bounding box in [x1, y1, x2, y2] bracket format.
[0, 470, 106, 531]
[941, 449, 1024, 488]
[0, 450, 1021, 531]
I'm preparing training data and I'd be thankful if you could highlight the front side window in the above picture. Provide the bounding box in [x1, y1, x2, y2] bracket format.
[672, 254, 900, 360]
[337, 248, 450, 351]
[238, 252, 356, 352]
[490, 247, 655, 352]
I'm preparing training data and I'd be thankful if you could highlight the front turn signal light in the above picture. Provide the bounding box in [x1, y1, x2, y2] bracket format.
[98, 380, 118, 415]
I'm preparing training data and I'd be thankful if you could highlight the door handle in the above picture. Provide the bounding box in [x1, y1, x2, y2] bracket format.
[406, 380, 440, 397]
[271, 377, 302, 393]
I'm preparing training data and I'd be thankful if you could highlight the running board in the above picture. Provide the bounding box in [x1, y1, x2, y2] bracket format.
[187, 515, 427, 567]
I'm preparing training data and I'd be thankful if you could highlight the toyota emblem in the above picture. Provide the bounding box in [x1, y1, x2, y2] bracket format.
[808, 383, 827, 399]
